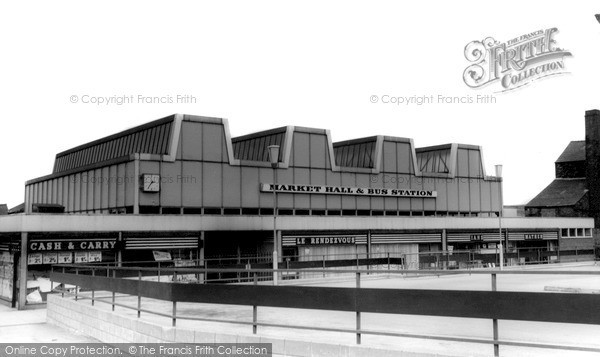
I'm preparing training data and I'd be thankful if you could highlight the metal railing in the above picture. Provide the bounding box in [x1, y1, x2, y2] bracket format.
[50, 264, 600, 356]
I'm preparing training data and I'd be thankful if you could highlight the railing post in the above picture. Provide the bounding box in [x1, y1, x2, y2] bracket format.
[172, 301, 177, 327]
[491, 273, 499, 357]
[387, 252, 391, 270]
[158, 262, 161, 283]
[74, 268, 79, 301]
[253, 272, 258, 334]
[137, 270, 142, 318]
[356, 272, 361, 344]
[112, 269, 116, 311]
[322, 255, 326, 278]
[91, 269, 95, 306]
[61, 266, 65, 298]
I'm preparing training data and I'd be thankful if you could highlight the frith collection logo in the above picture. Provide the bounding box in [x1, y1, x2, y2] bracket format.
[463, 28, 571, 92]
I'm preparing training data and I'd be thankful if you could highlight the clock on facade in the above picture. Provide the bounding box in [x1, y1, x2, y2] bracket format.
[141, 174, 160, 192]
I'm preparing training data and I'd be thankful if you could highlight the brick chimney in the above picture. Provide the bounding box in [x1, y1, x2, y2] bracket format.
[585, 109, 600, 227]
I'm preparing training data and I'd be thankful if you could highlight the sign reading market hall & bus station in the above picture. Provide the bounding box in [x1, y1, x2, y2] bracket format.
[260, 183, 437, 198]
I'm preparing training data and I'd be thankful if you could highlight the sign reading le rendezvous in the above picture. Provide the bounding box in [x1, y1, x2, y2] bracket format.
[260, 183, 437, 198]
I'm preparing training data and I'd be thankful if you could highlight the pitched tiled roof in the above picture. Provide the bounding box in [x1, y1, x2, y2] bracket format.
[526, 178, 587, 207]
[556, 141, 585, 163]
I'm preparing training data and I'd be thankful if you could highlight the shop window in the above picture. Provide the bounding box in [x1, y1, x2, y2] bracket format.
[371, 210, 384, 216]
[398, 211, 410, 216]
[295, 209, 310, 216]
[278, 209, 294, 215]
[342, 210, 357, 216]
[327, 210, 341, 216]
[311, 209, 326, 216]
[357, 210, 370, 216]
[384, 211, 398, 216]
[412, 211, 424, 217]
[424, 211, 436, 216]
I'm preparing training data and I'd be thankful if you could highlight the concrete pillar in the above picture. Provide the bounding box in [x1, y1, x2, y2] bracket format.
[18, 232, 28, 310]
[367, 230, 371, 258]
[276, 230, 283, 262]
[441, 229, 447, 251]
[133, 155, 140, 214]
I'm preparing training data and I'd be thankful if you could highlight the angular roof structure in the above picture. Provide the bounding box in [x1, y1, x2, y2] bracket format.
[526, 178, 587, 208]
[555, 141, 585, 163]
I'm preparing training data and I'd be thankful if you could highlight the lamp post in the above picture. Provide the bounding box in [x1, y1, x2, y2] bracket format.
[268, 145, 280, 285]
[495, 164, 504, 270]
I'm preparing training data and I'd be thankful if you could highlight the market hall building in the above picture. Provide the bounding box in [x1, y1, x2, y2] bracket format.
[0, 114, 593, 308]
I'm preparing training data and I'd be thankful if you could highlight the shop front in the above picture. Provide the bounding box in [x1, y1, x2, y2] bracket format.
[0, 234, 19, 307]
[25, 233, 118, 305]
[507, 230, 559, 264]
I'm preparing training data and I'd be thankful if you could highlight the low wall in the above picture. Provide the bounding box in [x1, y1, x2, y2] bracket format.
[46, 294, 443, 357]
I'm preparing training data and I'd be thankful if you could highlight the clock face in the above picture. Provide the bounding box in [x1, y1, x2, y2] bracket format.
[142, 174, 160, 192]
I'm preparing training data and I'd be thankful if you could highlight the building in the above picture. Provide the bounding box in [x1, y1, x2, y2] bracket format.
[525, 109, 600, 254]
[0, 114, 593, 309]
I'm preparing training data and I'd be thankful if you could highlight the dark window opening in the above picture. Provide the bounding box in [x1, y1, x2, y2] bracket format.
[139, 206, 160, 214]
[223, 208, 241, 215]
[204, 207, 222, 215]
[161, 207, 181, 215]
[183, 207, 203, 214]
[259, 208, 274, 215]
[241, 208, 260, 215]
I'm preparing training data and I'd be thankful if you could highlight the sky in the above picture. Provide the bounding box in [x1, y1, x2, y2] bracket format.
[0, 0, 599, 209]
